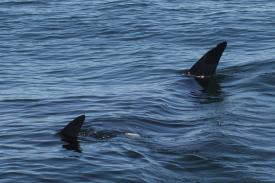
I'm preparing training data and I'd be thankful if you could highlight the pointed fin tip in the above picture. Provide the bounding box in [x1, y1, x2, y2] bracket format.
[76, 114, 85, 122]
[218, 41, 227, 47]
[188, 41, 228, 77]
[60, 114, 86, 139]
[216, 41, 227, 51]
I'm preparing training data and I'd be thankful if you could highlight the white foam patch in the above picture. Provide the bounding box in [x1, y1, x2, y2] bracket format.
[125, 133, 141, 139]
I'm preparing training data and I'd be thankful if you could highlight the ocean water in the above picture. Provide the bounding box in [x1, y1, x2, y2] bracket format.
[1, 0, 275, 182]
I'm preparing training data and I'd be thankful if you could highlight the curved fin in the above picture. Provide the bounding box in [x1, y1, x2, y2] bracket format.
[188, 41, 227, 76]
[60, 115, 85, 140]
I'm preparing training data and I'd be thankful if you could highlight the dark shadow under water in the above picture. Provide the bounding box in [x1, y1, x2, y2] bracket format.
[63, 141, 82, 153]
[60, 135, 82, 153]
[200, 75, 223, 95]
[61, 128, 128, 153]
[182, 72, 225, 104]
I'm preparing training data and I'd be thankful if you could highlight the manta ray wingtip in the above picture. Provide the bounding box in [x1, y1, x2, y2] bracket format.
[217, 41, 227, 51]
[188, 41, 228, 77]
[219, 41, 227, 46]
[60, 114, 86, 141]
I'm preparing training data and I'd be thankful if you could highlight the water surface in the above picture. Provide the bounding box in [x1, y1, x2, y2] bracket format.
[1, 0, 275, 182]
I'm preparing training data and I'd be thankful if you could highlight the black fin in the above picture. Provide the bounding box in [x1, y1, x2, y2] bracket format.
[188, 41, 227, 76]
[60, 115, 85, 140]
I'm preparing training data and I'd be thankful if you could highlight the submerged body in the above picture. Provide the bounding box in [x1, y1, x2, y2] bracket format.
[59, 115, 140, 152]
[79, 129, 140, 140]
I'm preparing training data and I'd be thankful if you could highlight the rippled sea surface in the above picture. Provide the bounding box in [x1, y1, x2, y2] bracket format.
[1, 0, 275, 182]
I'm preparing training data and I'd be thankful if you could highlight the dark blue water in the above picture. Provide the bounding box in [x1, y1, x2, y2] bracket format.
[1, 0, 275, 182]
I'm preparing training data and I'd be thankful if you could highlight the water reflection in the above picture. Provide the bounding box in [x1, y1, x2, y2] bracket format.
[200, 76, 222, 94]
[61, 137, 82, 153]
[192, 75, 224, 104]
